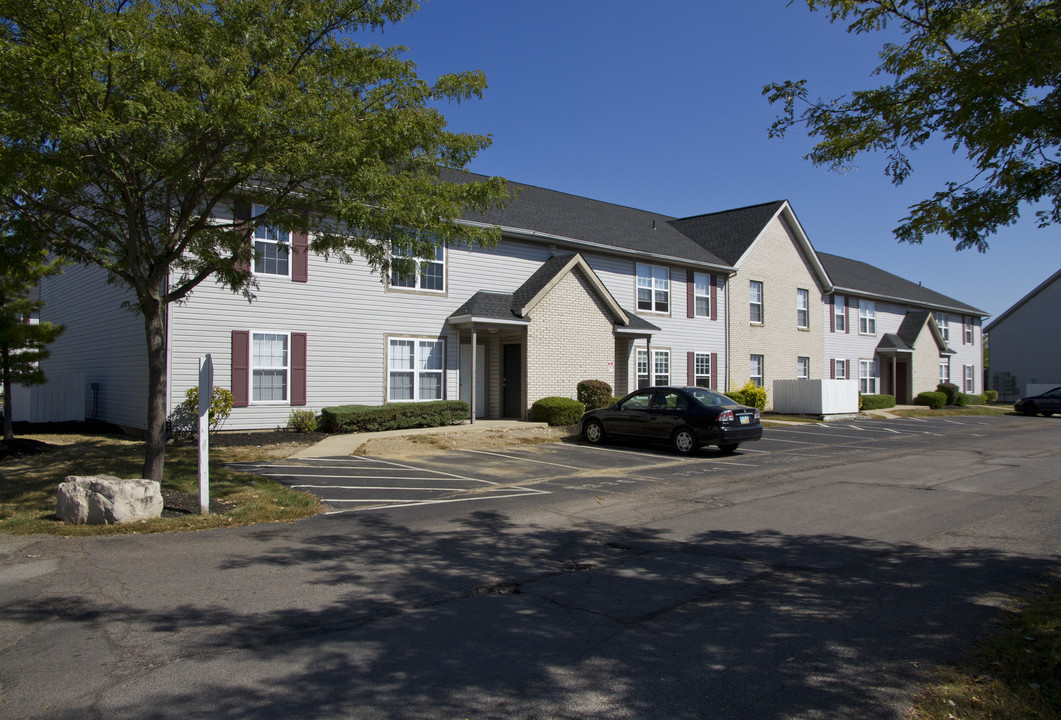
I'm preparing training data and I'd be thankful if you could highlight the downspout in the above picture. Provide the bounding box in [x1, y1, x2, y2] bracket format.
[724, 276, 731, 392]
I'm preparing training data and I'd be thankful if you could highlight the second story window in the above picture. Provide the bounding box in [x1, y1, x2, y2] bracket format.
[859, 299, 876, 334]
[693, 272, 711, 317]
[834, 295, 846, 332]
[964, 316, 974, 344]
[749, 281, 764, 324]
[935, 312, 949, 341]
[391, 245, 445, 292]
[797, 288, 809, 328]
[636, 264, 670, 313]
[253, 204, 290, 277]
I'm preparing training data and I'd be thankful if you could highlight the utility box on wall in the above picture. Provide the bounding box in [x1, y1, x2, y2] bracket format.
[773, 379, 858, 419]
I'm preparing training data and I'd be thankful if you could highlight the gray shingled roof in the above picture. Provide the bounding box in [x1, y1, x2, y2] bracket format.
[443, 169, 731, 269]
[449, 291, 524, 323]
[510, 253, 576, 312]
[818, 252, 985, 315]
[876, 333, 913, 352]
[667, 202, 788, 266]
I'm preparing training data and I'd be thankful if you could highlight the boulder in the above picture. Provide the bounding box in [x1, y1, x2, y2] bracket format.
[56, 475, 164, 525]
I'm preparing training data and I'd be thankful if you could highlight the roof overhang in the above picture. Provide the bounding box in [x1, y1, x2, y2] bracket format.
[832, 286, 986, 317]
[446, 315, 529, 328]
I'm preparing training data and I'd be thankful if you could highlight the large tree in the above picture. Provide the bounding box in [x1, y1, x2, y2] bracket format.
[764, 0, 1060, 251]
[0, 0, 507, 481]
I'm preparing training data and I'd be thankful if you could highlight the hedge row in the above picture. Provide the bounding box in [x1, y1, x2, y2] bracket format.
[915, 391, 946, 409]
[860, 394, 896, 410]
[319, 400, 469, 433]
[531, 397, 585, 426]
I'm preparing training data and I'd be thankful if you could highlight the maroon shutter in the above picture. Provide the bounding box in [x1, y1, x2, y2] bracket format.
[710, 352, 717, 389]
[687, 351, 695, 385]
[829, 295, 835, 332]
[686, 270, 695, 318]
[845, 300, 850, 334]
[710, 274, 717, 321]
[291, 332, 307, 405]
[233, 202, 252, 274]
[292, 231, 309, 283]
[231, 330, 249, 407]
[830, 359, 836, 379]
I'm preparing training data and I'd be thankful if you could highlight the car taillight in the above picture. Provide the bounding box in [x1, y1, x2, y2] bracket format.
[718, 410, 734, 423]
[754, 408, 761, 421]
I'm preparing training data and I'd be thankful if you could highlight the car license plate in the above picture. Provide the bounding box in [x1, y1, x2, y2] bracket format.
[739, 415, 749, 425]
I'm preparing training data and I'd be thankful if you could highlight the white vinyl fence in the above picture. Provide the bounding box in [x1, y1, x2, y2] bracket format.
[772, 379, 858, 417]
[10, 372, 85, 423]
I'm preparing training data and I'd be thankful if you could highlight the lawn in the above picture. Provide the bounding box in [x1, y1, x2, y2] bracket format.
[0, 431, 323, 535]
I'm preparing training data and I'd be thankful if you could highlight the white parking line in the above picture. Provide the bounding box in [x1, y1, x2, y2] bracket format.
[463, 448, 584, 470]
[293, 484, 461, 491]
[322, 490, 550, 515]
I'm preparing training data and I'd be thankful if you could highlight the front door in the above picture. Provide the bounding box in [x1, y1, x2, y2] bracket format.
[896, 360, 909, 403]
[502, 344, 522, 419]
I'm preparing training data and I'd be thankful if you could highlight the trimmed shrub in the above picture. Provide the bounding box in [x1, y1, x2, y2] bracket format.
[726, 381, 768, 410]
[860, 394, 896, 410]
[286, 409, 318, 433]
[577, 380, 613, 411]
[985, 389, 999, 403]
[937, 382, 961, 405]
[319, 400, 469, 434]
[959, 393, 985, 406]
[168, 386, 234, 442]
[915, 391, 946, 409]
[531, 397, 585, 426]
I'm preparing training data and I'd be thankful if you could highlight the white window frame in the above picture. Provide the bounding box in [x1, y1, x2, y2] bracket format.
[934, 312, 949, 342]
[636, 348, 670, 387]
[964, 317, 974, 344]
[834, 296, 846, 332]
[964, 364, 975, 393]
[749, 280, 764, 324]
[250, 331, 290, 404]
[859, 359, 879, 395]
[939, 361, 951, 385]
[796, 288, 809, 329]
[797, 356, 810, 380]
[750, 354, 764, 387]
[834, 359, 848, 380]
[858, 299, 876, 335]
[636, 264, 670, 314]
[694, 352, 712, 388]
[390, 245, 446, 293]
[387, 338, 445, 402]
[693, 272, 711, 318]
[251, 204, 291, 278]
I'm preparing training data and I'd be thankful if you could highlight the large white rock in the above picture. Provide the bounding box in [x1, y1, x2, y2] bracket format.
[56, 475, 164, 525]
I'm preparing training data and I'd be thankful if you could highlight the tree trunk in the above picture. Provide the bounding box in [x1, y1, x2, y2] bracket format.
[142, 298, 168, 482]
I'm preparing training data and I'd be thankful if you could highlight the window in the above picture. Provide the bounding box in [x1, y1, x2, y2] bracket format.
[749, 281, 764, 323]
[693, 272, 710, 317]
[797, 356, 810, 380]
[694, 352, 711, 388]
[858, 299, 876, 334]
[859, 359, 879, 395]
[796, 288, 809, 328]
[388, 338, 444, 401]
[251, 332, 288, 402]
[636, 264, 670, 313]
[252, 204, 290, 277]
[964, 317, 974, 344]
[750, 354, 764, 387]
[934, 312, 949, 341]
[391, 245, 445, 292]
[964, 364, 975, 393]
[636, 348, 670, 387]
[834, 359, 848, 380]
[834, 296, 846, 332]
[939, 361, 950, 385]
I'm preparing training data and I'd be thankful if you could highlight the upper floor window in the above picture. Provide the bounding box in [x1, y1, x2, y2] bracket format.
[750, 354, 764, 387]
[636, 348, 670, 388]
[391, 245, 445, 292]
[796, 289, 809, 328]
[749, 281, 764, 324]
[252, 204, 290, 277]
[388, 338, 444, 401]
[251, 332, 288, 402]
[964, 316, 974, 344]
[859, 359, 879, 395]
[834, 295, 846, 332]
[636, 264, 670, 313]
[693, 272, 711, 317]
[934, 312, 949, 341]
[858, 299, 876, 334]
[797, 356, 810, 379]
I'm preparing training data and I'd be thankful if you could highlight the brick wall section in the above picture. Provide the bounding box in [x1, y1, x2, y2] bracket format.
[728, 215, 824, 408]
[526, 268, 616, 406]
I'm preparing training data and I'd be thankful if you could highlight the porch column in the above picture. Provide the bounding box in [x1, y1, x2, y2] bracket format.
[470, 326, 477, 425]
[892, 355, 897, 399]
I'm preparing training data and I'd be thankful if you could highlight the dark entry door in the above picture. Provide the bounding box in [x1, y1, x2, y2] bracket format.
[896, 361, 909, 404]
[502, 344, 522, 418]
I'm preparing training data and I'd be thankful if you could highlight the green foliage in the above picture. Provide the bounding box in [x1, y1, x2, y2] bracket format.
[860, 394, 896, 410]
[959, 393, 985, 407]
[985, 389, 999, 403]
[530, 397, 585, 426]
[169, 386, 234, 442]
[915, 391, 947, 409]
[764, 0, 1061, 250]
[320, 401, 469, 434]
[726, 381, 768, 410]
[576, 380, 613, 411]
[286, 409, 318, 433]
[937, 382, 961, 405]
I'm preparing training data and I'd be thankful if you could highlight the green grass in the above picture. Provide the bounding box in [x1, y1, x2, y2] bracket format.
[907, 569, 1061, 720]
[885, 406, 1011, 418]
[0, 433, 322, 535]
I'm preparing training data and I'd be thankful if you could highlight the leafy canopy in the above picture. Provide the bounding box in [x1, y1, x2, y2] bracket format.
[764, 0, 1061, 251]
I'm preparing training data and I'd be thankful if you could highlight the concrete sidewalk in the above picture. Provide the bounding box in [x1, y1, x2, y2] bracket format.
[288, 419, 551, 458]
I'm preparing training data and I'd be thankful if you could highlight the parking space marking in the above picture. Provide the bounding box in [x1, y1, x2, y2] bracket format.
[463, 448, 585, 470]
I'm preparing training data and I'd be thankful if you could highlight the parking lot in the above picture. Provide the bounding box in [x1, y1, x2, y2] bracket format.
[231, 414, 1030, 515]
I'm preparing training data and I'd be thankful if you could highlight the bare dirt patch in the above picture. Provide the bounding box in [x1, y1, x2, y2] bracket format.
[353, 425, 577, 458]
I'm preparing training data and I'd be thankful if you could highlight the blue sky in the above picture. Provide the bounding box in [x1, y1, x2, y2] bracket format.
[371, 1, 1060, 319]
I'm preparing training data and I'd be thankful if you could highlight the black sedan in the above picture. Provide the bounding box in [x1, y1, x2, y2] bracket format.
[1014, 387, 1061, 416]
[580, 386, 763, 455]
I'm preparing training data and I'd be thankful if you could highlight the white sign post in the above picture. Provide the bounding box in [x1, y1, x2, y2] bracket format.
[198, 354, 213, 515]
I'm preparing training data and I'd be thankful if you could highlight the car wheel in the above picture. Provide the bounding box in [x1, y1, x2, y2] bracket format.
[1023, 403, 1038, 416]
[672, 427, 697, 455]
[717, 443, 740, 454]
[583, 419, 606, 445]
